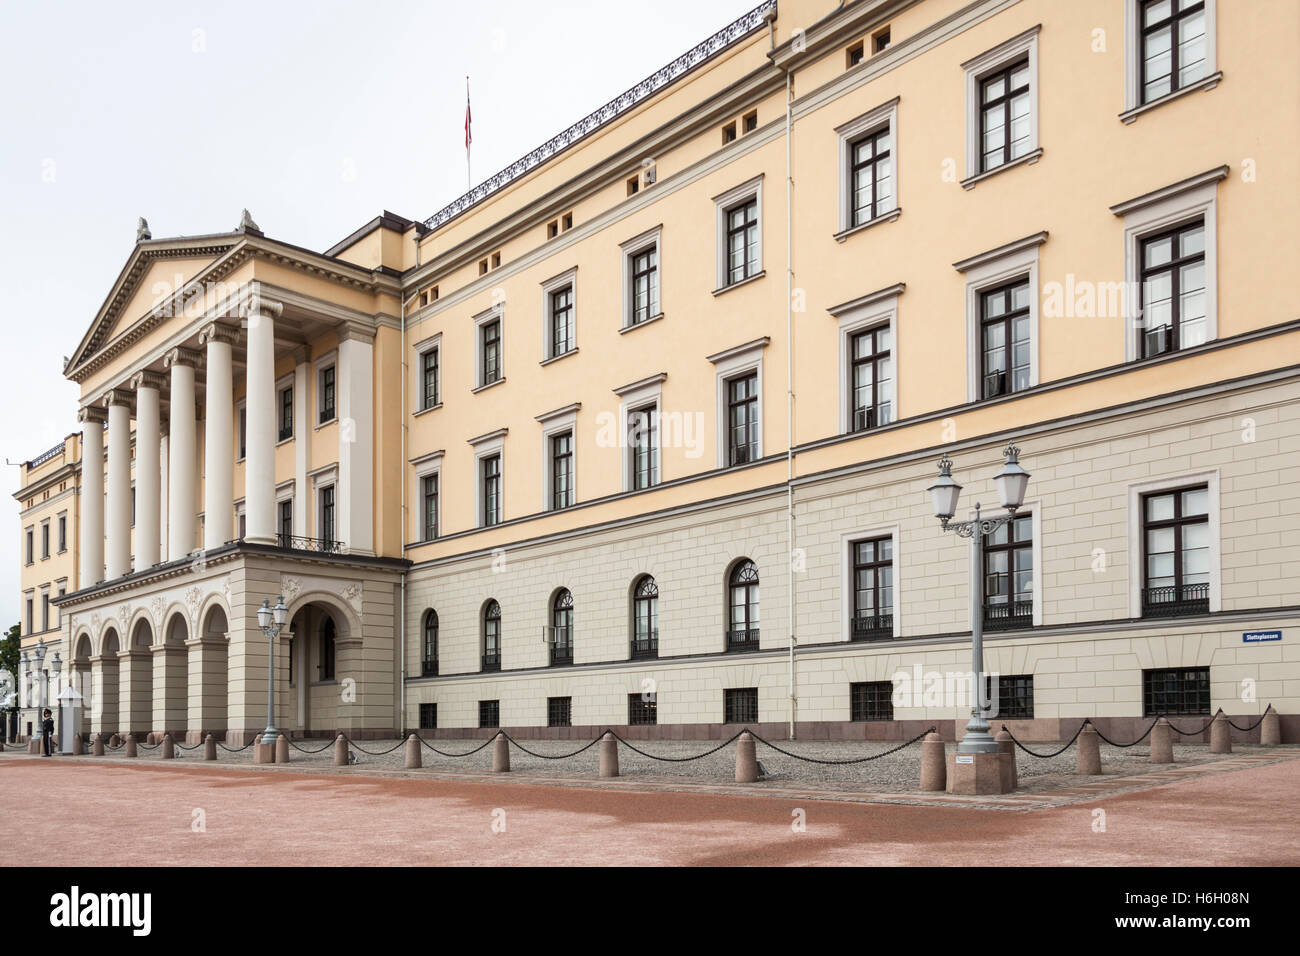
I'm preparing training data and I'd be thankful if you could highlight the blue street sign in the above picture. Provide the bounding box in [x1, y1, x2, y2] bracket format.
[1242, 630, 1282, 643]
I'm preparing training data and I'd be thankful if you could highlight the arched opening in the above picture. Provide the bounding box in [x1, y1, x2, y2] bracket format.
[284, 601, 349, 737]
[550, 589, 573, 666]
[726, 559, 760, 653]
[421, 610, 439, 677]
[156, 614, 190, 738]
[95, 628, 120, 738]
[194, 604, 230, 742]
[122, 619, 154, 737]
[71, 634, 93, 736]
[631, 575, 658, 659]
[481, 600, 501, 672]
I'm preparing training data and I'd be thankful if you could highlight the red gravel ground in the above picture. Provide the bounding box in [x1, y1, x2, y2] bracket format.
[4, 756, 1298, 866]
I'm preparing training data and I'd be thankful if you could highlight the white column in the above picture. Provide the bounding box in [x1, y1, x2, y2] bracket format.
[130, 371, 164, 570]
[200, 322, 236, 550]
[104, 391, 132, 579]
[293, 348, 310, 539]
[337, 326, 374, 555]
[244, 293, 282, 545]
[159, 431, 169, 562]
[77, 406, 106, 586]
[165, 347, 200, 557]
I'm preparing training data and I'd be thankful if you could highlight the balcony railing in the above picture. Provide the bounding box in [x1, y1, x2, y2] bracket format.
[726, 627, 760, 653]
[275, 534, 344, 554]
[481, 651, 501, 673]
[421, 659, 438, 678]
[1142, 582, 1210, 618]
[630, 633, 658, 660]
[983, 600, 1033, 631]
[850, 613, 894, 642]
[549, 642, 573, 667]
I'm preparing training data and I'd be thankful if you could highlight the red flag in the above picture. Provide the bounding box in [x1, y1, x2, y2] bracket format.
[464, 78, 472, 150]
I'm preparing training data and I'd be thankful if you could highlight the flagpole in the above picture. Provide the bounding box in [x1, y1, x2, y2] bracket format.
[465, 76, 472, 191]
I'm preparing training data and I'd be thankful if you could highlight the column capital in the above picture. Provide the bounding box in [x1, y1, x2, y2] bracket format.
[77, 405, 107, 426]
[163, 346, 203, 369]
[244, 292, 284, 321]
[101, 388, 134, 411]
[199, 321, 240, 347]
[336, 322, 375, 345]
[128, 369, 168, 392]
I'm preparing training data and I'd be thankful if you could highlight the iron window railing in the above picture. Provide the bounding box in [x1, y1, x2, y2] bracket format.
[726, 627, 760, 653]
[421, 659, 438, 678]
[547, 696, 572, 728]
[850, 614, 894, 642]
[631, 632, 658, 660]
[850, 681, 894, 722]
[1142, 582, 1210, 618]
[983, 600, 1033, 631]
[481, 651, 501, 673]
[987, 674, 1034, 720]
[628, 693, 657, 726]
[418, 703, 437, 730]
[1143, 666, 1211, 717]
[272, 533, 344, 554]
[723, 687, 759, 724]
[478, 700, 500, 729]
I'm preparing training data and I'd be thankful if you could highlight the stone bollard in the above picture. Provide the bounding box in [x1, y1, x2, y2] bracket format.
[1150, 717, 1174, 764]
[919, 732, 946, 791]
[110, 734, 121, 748]
[333, 734, 349, 767]
[28, 738, 38, 754]
[404, 734, 421, 770]
[994, 729, 1017, 792]
[72, 734, 84, 755]
[162, 734, 175, 759]
[1209, 712, 1232, 753]
[1076, 723, 1102, 775]
[734, 731, 758, 783]
[204, 734, 217, 761]
[492, 732, 510, 773]
[1260, 709, 1281, 747]
[125, 734, 138, 758]
[598, 732, 619, 778]
[92, 733, 105, 757]
[276, 734, 290, 764]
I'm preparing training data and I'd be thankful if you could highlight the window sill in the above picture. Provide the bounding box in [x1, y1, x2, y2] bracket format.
[1119, 72, 1223, 124]
[276, 436, 293, 447]
[833, 208, 901, 243]
[712, 271, 766, 296]
[315, 417, 337, 431]
[413, 403, 442, 418]
[471, 378, 506, 394]
[960, 148, 1044, 190]
[618, 313, 665, 334]
[540, 348, 578, 367]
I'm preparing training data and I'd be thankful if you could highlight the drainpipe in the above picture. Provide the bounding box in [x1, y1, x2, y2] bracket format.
[398, 239, 421, 737]
[785, 66, 797, 740]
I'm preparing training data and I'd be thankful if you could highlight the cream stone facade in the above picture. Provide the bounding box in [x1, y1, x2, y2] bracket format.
[13, 0, 1300, 744]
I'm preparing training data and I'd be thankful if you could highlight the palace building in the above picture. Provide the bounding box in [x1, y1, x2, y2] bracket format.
[12, 0, 1300, 744]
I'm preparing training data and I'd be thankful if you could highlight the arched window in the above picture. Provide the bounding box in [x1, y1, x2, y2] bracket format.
[320, 616, 336, 680]
[482, 600, 501, 672]
[631, 575, 658, 659]
[422, 610, 439, 677]
[550, 589, 573, 666]
[727, 560, 760, 652]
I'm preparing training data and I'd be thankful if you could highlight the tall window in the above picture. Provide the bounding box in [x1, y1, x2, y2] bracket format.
[983, 513, 1033, 630]
[320, 616, 336, 681]
[726, 372, 759, 465]
[422, 610, 439, 677]
[979, 57, 1031, 172]
[481, 454, 501, 527]
[629, 246, 659, 325]
[550, 589, 573, 666]
[421, 474, 439, 539]
[550, 285, 574, 357]
[980, 280, 1031, 399]
[1140, 0, 1207, 104]
[41, 523, 49, 559]
[319, 485, 335, 544]
[851, 537, 893, 641]
[238, 406, 247, 458]
[724, 198, 759, 285]
[550, 432, 573, 510]
[277, 499, 293, 544]
[482, 600, 501, 672]
[25, 596, 32, 634]
[1139, 219, 1205, 357]
[421, 348, 440, 409]
[849, 326, 893, 431]
[723, 688, 759, 724]
[1143, 666, 1210, 716]
[628, 405, 658, 490]
[726, 560, 760, 652]
[24, 528, 32, 565]
[850, 682, 894, 721]
[481, 319, 502, 385]
[631, 575, 658, 659]
[849, 127, 893, 227]
[57, 515, 66, 552]
[278, 385, 293, 441]
[1142, 485, 1210, 616]
[318, 365, 336, 423]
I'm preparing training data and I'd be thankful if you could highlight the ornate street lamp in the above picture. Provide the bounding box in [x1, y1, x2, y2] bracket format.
[928, 440, 1031, 755]
[257, 595, 289, 746]
[33, 640, 48, 752]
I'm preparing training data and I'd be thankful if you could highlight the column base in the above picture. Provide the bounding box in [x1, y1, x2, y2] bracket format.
[946, 751, 1013, 795]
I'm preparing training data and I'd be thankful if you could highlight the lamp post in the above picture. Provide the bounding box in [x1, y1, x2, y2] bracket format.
[927, 440, 1031, 754]
[33, 640, 47, 751]
[257, 595, 288, 745]
[51, 652, 62, 751]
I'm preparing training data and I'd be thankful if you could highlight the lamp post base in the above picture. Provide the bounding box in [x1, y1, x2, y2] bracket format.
[946, 751, 1013, 795]
[253, 740, 278, 764]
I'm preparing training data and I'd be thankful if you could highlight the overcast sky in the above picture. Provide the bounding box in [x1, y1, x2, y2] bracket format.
[0, 0, 757, 624]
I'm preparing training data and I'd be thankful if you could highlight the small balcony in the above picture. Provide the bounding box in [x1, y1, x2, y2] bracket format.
[983, 600, 1033, 631]
[725, 627, 760, 653]
[481, 651, 501, 673]
[549, 639, 573, 667]
[274, 533, 344, 554]
[850, 613, 893, 642]
[630, 633, 658, 660]
[420, 659, 438, 678]
[1142, 582, 1210, 618]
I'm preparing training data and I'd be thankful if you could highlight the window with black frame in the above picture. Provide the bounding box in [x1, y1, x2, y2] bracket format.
[481, 454, 501, 527]
[983, 513, 1033, 630]
[550, 432, 573, 510]
[422, 610, 439, 677]
[1142, 485, 1210, 616]
[1139, 219, 1206, 358]
[727, 372, 759, 465]
[986, 673, 1034, 719]
[320, 616, 336, 681]
[278, 385, 293, 441]
[979, 57, 1031, 172]
[849, 325, 893, 431]
[319, 486, 335, 544]
[850, 537, 893, 641]
[481, 319, 502, 385]
[628, 405, 658, 490]
[550, 285, 574, 357]
[422, 473, 439, 539]
[726, 560, 760, 652]
[1139, 0, 1208, 104]
[724, 198, 759, 285]
[482, 600, 501, 672]
[421, 347, 440, 409]
[849, 126, 893, 227]
[980, 279, 1031, 399]
[723, 687, 759, 724]
[277, 499, 292, 545]
[850, 681, 894, 721]
[631, 575, 658, 659]
[419, 702, 437, 730]
[1143, 666, 1210, 716]
[629, 245, 659, 326]
[550, 589, 573, 666]
[628, 692, 657, 725]
[318, 365, 336, 423]
[547, 696, 572, 728]
[479, 699, 500, 729]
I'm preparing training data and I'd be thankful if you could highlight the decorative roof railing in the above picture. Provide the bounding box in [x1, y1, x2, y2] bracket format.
[421, 1, 777, 232]
[27, 442, 67, 469]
